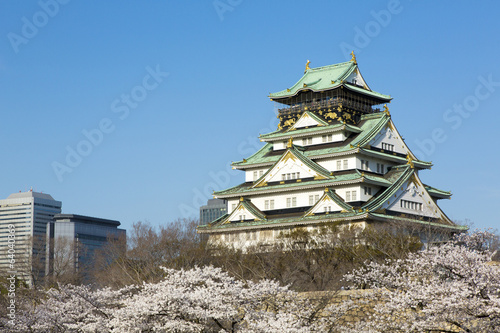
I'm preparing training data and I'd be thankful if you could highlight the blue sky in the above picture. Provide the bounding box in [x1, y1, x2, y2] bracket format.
[0, 0, 499, 232]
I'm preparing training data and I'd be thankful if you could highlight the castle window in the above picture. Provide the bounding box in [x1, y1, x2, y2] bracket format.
[364, 186, 372, 195]
[337, 160, 342, 170]
[270, 200, 274, 209]
[315, 194, 319, 202]
[309, 195, 314, 205]
[265, 200, 269, 210]
[401, 199, 422, 211]
[282, 174, 286, 181]
[253, 171, 258, 180]
[343, 159, 348, 169]
[322, 135, 327, 143]
[382, 142, 394, 151]
[259, 170, 264, 177]
[328, 134, 333, 141]
[352, 190, 357, 201]
[346, 191, 351, 201]
[361, 159, 369, 170]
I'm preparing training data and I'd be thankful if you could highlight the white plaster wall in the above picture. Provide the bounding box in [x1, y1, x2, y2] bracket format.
[246, 189, 325, 212]
[273, 141, 288, 150]
[317, 156, 355, 171]
[356, 156, 394, 174]
[245, 168, 269, 182]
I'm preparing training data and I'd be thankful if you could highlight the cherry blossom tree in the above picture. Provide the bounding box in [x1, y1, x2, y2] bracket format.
[6, 266, 357, 332]
[344, 230, 500, 333]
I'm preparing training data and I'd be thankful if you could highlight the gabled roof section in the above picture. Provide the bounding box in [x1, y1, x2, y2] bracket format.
[304, 188, 353, 216]
[287, 111, 329, 130]
[269, 60, 391, 102]
[252, 144, 332, 188]
[361, 164, 455, 226]
[362, 164, 414, 212]
[222, 198, 266, 224]
[349, 112, 391, 148]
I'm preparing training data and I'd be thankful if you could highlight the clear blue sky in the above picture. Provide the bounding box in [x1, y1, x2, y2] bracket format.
[1, 0, 499, 232]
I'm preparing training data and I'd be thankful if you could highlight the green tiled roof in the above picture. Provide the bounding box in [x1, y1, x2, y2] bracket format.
[198, 209, 466, 233]
[369, 213, 467, 231]
[425, 184, 452, 198]
[260, 122, 362, 141]
[234, 113, 387, 168]
[214, 169, 391, 198]
[362, 165, 413, 212]
[269, 60, 391, 101]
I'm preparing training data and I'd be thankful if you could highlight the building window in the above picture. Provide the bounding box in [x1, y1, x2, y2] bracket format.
[270, 200, 274, 209]
[287, 197, 297, 208]
[259, 170, 264, 177]
[352, 190, 357, 201]
[309, 195, 314, 205]
[315, 194, 319, 203]
[337, 160, 342, 170]
[401, 199, 422, 211]
[346, 191, 351, 201]
[322, 135, 327, 143]
[253, 171, 258, 180]
[382, 142, 394, 151]
[308, 137, 312, 144]
[265, 200, 269, 210]
[343, 159, 348, 169]
[364, 186, 372, 195]
[296, 172, 300, 179]
[376, 163, 384, 173]
[239, 215, 246, 221]
[361, 159, 369, 170]
[232, 204, 236, 211]
[282, 174, 286, 181]
[292, 197, 297, 206]
[328, 134, 333, 141]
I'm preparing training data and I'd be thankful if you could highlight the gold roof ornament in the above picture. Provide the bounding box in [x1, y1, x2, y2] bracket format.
[350, 51, 357, 64]
[324, 187, 329, 193]
[406, 154, 415, 168]
[287, 136, 294, 148]
[383, 104, 390, 116]
[305, 59, 311, 72]
[240, 197, 244, 202]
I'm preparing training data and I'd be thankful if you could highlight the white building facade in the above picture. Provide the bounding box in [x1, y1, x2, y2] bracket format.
[0, 190, 62, 285]
[198, 56, 466, 249]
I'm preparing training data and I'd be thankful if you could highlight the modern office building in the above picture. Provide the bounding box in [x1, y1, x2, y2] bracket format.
[198, 55, 466, 249]
[0, 190, 62, 285]
[200, 199, 228, 225]
[46, 214, 126, 280]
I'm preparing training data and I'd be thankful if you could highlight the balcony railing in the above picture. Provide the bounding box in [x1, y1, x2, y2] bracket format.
[277, 97, 376, 116]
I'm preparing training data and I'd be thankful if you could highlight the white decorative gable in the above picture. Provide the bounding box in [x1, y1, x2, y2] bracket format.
[227, 203, 261, 222]
[289, 112, 326, 130]
[370, 122, 409, 156]
[346, 68, 369, 89]
[308, 195, 345, 215]
[380, 177, 444, 219]
[253, 150, 328, 187]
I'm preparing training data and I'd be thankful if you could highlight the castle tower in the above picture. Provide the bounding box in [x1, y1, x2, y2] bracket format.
[198, 56, 465, 249]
